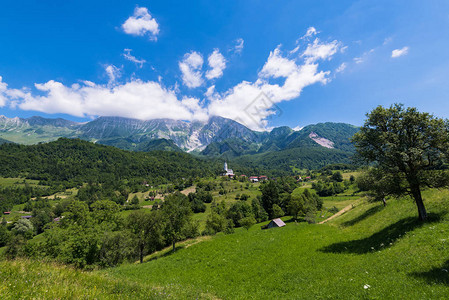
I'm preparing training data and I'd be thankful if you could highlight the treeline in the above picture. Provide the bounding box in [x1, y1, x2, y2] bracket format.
[0, 138, 219, 187]
[0, 185, 64, 212]
[232, 147, 354, 174]
[2, 192, 197, 268]
[311, 170, 354, 197]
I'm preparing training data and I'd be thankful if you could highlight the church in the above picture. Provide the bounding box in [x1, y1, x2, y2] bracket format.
[222, 162, 235, 178]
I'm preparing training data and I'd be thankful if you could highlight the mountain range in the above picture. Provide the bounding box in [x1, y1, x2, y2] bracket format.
[0, 115, 359, 169]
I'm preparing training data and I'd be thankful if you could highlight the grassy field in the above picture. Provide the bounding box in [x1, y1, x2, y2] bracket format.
[2, 180, 449, 298]
[102, 188, 449, 299]
[0, 177, 40, 188]
[0, 259, 172, 299]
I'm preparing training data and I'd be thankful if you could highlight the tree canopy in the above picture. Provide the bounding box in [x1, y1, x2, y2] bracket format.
[352, 104, 449, 220]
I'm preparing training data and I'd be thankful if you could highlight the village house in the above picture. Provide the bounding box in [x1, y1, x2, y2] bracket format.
[258, 175, 268, 181]
[249, 176, 259, 183]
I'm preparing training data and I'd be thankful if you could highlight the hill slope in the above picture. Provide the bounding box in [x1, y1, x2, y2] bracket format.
[0, 138, 217, 185]
[2, 190, 448, 298]
[103, 189, 449, 299]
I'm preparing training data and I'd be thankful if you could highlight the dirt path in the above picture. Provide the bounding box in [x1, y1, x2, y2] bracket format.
[318, 201, 359, 224]
[180, 186, 196, 196]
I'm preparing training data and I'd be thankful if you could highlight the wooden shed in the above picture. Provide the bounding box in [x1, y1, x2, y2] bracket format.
[264, 218, 286, 229]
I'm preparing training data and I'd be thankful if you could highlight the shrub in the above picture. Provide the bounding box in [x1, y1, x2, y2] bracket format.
[239, 217, 256, 230]
[304, 211, 316, 224]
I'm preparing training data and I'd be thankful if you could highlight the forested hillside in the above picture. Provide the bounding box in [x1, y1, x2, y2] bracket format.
[0, 138, 218, 187]
[232, 146, 354, 171]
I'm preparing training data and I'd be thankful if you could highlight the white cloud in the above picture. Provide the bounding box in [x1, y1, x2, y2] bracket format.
[292, 125, 303, 131]
[383, 37, 393, 45]
[391, 46, 409, 58]
[234, 38, 244, 54]
[336, 62, 347, 73]
[122, 7, 159, 40]
[205, 49, 226, 80]
[205, 85, 217, 99]
[3, 27, 341, 131]
[301, 27, 319, 39]
[0, 76, 8, 107]
[13, 79, 208, 121]
[179, 51, 204, 88]
[259, 46, 298, 78]
[353, 49, 375, 64]
[208, 44, 334, 130]
[123, 49, 146, 68]
[289, 46, 300, 55]
[353, 57, 364, 64]
[104, 65, 122, 84]
[302, 38, 340, 63]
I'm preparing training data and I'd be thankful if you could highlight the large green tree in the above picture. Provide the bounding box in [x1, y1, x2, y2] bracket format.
[127, 210, 164, 263]
[352, 104, 449, 220]
[161, 192, 192, 251]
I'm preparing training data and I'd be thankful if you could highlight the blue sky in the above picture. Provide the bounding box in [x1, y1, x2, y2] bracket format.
[0, 0, 448, 130]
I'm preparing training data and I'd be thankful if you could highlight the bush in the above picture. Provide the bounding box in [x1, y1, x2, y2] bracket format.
[304, 211, 316, 224]
[271, 204, 285, 218]
[239, 217, 256, 230]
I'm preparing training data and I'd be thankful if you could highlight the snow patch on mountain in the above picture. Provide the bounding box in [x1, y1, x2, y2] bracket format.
[308, 132, 334, 149]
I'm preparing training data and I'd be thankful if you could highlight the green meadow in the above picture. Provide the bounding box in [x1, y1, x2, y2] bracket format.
[103, 189, 449, 299]
[2, 187, 447, 299]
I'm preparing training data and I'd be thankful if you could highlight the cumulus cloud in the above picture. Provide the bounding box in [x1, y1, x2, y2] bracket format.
[234, 38, 244, 54]
[205, 49, 226, 80]
[391, 46, 409, 58]
[179, 51, 204, 88]
[205, 85, 217, 99]
[122, 7, 159, 40]
[302, 38, 340, 63]
[0, 76, 8, 107]
[104, 65, 122, 84]
[4, 28, 341, 130]
[208, 41, 335, 130]
[123, 49, 146, 68]
[14, 79, 208, 121]
[302, 27, 318, 39]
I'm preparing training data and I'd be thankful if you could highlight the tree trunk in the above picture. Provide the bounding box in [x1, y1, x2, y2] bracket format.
[410, 183, 427, 221]
[172, 240, 176, 252]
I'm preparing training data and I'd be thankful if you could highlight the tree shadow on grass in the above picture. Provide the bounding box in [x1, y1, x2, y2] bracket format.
[410, 259, 449, 285]
[340, 204, 384, 227]
[145, 244, 188, 263]
[285, 218, 306, 224]
[320, 213, 442, 254]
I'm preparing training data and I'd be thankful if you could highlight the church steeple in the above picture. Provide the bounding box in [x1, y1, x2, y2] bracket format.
[224, 161, 228, 171]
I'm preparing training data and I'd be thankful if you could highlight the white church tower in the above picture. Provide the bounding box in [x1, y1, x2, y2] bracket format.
[222, 161, 234, 177]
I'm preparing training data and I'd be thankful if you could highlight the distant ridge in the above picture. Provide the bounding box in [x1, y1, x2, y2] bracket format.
[0, 115, 359, 169]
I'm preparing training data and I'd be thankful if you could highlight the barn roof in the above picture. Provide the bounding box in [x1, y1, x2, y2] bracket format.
[272, 218, 286, 227]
